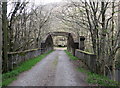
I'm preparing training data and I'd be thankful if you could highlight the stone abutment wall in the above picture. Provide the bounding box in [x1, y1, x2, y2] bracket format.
[67, 33, 79, 56]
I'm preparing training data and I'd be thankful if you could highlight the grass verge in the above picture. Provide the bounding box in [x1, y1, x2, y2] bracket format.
[65, 50, 120, 87]
[2, 50, 53, 87]
[77, 68, 120, 87]
[65, 50, 79, 60]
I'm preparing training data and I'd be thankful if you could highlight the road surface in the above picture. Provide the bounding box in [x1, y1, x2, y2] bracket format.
[9, 49, 90, 86]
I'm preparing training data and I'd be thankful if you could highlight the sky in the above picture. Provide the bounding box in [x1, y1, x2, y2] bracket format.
[7, 0, 119, 15]
[34, 0, 63, 5]
[7, 0, 63, 15]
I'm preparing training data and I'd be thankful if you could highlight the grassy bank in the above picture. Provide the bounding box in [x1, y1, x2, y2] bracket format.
[65, 50, 120, 86]
[2, 50, 53, 87]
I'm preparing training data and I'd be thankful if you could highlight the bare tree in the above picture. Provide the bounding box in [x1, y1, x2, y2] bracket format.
[2, 1, 8, 72]
[56, 0, 120, 80]
[1, 0, 54, 72]
[6, 1, 54, 52]
[0, 1, 2, 74]
[8, 0, 29, 52]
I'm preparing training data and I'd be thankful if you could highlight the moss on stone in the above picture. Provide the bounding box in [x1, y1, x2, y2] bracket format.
[76, 49, 95, 55]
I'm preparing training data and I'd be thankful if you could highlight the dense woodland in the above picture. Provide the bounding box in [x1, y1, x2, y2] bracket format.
[1, 0, 120, 81]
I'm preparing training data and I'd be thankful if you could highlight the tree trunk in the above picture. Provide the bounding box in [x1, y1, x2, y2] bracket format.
[111, 1, 115, 81]
[0, 1, 2, 74]
[100, 1, 106, 75]
[2, 1, 8, 73]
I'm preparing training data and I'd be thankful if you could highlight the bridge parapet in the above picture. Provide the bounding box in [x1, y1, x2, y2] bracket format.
[75, 49, 96, 72]
[7, 48, 42, 71]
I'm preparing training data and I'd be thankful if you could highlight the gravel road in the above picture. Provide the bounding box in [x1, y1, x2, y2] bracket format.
[9, 49, 90, 86]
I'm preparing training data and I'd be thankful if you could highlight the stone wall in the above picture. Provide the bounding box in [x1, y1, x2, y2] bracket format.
[115, 69, 120, 82]
[7, 48, 42, 71]
[75, 49, 96, 72]
[67, 33, 75, 55]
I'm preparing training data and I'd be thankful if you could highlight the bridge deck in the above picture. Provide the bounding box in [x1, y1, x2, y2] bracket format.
[9, 49, 90, 86]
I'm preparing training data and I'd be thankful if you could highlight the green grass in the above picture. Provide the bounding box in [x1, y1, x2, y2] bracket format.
[2, 50, 53, 87]
[77, 68, 120, 87]
[65, 50, 79, 60]
[65, 50, 120, 87]
[0, 74, 2, 87]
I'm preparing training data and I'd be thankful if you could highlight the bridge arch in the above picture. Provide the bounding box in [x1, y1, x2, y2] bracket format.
[41, 34, 54, 53]
[41, 32, 85, 55]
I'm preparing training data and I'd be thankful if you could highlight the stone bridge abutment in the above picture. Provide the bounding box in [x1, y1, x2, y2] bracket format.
[41, 32, 86, 55]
